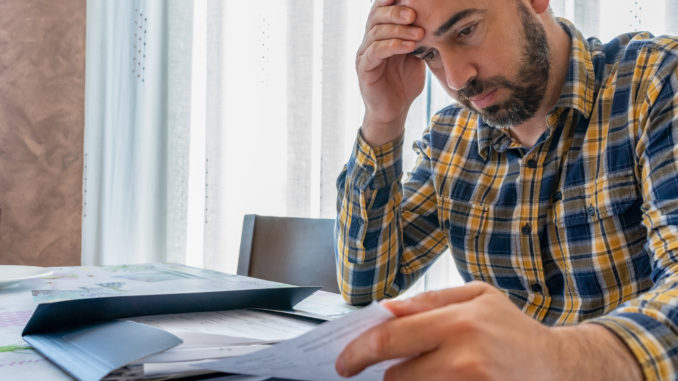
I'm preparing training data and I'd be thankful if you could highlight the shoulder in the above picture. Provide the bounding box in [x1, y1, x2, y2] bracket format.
[591, 32, 678, 114]
[595, 32, 678, 78]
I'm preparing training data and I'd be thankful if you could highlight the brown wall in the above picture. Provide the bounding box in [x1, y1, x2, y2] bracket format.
[0, 0, 86, 266]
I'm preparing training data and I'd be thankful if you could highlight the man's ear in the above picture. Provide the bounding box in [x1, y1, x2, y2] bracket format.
[529, 0, 550, 14]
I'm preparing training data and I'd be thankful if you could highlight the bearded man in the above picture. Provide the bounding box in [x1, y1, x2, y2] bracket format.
[334, 0, 678, 379]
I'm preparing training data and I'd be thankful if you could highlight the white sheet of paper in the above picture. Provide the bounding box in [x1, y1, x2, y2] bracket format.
[293, 290, 359, 320]
[195, 302, 397, 381]
[142, 360, 272, 379]
[137, 343, 271, 363]
[130, 309, 318, 365]
[130, 309, 317, 342]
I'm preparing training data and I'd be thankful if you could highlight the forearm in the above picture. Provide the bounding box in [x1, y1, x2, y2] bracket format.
[550, 324, 642, 381]
[336, 127, 448, 304]
[335, 132, 406, 304]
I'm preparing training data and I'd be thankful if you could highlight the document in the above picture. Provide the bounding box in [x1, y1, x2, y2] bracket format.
[293, 290, 360, 320]
[131, 309, 318, 343]
[20, 263, 318, 381]
[196, 302, 398, 381]
[129, 309, 318, 364]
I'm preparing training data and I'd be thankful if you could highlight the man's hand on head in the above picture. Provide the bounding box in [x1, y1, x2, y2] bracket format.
[357, 0, 426, 147]
[335, 281, 643, 381]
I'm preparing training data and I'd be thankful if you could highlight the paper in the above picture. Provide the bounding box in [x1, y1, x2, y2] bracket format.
[130, 309, 318, 365]
[196, 303, 397, 381]
[131, 309, 318, 343]
[17, 263, 319, 381]
[293, 290, 360, 320]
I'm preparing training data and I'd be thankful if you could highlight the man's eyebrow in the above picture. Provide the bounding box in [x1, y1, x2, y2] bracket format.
[434, 8, 483, 37]
[410, 46, 427, 56]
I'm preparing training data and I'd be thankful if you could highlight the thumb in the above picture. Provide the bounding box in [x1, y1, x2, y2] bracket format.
[383, 281, 491, 317]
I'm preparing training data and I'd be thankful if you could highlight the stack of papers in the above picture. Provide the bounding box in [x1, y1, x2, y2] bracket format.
[197, 303, 398, 381]
[115, 309, 319, 379]
[104, 302, 397, 381]
[16, 264, 398, 380]
[20, 263, 318, 381]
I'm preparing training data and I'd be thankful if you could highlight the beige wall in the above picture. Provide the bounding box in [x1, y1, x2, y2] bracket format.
[0, 0, 86, 266]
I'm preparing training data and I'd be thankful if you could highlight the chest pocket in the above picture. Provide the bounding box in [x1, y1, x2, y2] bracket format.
[553, 171, 641, 232]
[439, 198, 513, 281]
[551, 170, 648, 308]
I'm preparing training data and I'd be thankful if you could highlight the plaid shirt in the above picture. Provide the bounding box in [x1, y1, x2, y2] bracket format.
[336, 19, 678, 380]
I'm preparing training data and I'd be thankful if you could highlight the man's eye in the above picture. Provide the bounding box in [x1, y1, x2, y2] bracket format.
[423, 50, 437, 61]
[457, 24, 477, 39]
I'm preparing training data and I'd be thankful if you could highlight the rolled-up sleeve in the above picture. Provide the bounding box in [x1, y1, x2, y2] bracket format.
[335, 126, 448, 305]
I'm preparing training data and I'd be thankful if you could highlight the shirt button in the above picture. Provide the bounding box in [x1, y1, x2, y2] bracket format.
[530, 283, 543, 293]
[521, 223, 531, 235]
[526, 159, 538, 168]
[587, 205, 596, 217]
[552, 191, 562, 202]
[364, 165, 374, 173]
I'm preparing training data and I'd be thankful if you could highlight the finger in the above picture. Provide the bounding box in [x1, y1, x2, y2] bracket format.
[383, 349, 452, 381]
[336, 307, 453, 377]
[367, 0, 396, 25]
[358, 39, 416, 73]
[358, 24, 424, 56]
[366, 4, 416, 33]
[371, 0, 395, 8]
[384, 281, 491, 317]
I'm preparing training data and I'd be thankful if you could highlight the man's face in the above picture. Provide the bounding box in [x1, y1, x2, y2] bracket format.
[405, 0, 550, 127]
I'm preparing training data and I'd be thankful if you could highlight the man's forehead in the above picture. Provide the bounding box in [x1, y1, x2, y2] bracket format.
[394, 0, 436, 11]
[394, 0, 483, 10]
[394, 0, 488, 29]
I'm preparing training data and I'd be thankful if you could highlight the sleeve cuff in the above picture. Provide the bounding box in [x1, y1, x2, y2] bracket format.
[589, 313, 677, 381]
[348, 129, 404, 191]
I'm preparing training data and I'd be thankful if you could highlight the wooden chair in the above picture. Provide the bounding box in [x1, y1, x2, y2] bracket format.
[237, 214, 339, 293]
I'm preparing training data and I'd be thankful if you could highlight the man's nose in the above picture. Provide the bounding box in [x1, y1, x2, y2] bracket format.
[442, 52, 477, 91]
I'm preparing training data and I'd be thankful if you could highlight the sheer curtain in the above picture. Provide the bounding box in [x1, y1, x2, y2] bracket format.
[83, 0, 193, 265]
[191, 1, 375, 273]
[190, 1, 441, 275]
[84, 1, 678, 289]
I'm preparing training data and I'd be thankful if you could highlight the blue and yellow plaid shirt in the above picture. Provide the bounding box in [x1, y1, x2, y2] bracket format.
[336, 19, 678, 380]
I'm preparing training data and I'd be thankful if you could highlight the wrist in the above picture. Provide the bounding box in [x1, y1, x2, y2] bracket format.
[549, 324, 642, 381]
[360, 113, 406, 147]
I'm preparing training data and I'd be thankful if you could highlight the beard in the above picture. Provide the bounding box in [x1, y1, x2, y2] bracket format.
[455, 2, 550, 127]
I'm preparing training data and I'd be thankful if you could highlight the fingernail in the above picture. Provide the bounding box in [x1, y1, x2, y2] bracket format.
[336, 356, 346, 377]
[400, 9, 412, 21]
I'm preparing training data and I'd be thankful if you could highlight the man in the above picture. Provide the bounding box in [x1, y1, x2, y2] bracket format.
[334, 0, 678, 380]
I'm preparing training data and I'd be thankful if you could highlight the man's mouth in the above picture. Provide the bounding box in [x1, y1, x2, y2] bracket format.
[470, 88, 498, 109]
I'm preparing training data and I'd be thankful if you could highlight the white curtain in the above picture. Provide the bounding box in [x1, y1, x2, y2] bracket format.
[82, 0, 193, 265]
[194, 1, 375, 273]
[83, 1, 678, 290]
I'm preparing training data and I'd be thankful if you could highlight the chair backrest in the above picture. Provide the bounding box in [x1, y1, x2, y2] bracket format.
[237, 214, 339, 293]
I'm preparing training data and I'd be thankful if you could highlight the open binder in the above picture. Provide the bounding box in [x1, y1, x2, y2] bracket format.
[21, 273, 317, 381]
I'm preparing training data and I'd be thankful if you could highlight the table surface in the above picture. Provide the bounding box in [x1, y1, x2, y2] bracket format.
[0, 263, 353, 381]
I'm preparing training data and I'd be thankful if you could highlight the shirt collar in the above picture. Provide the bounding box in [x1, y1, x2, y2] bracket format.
[553, 18, 595, 119]
[476, 18, 595, 158]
